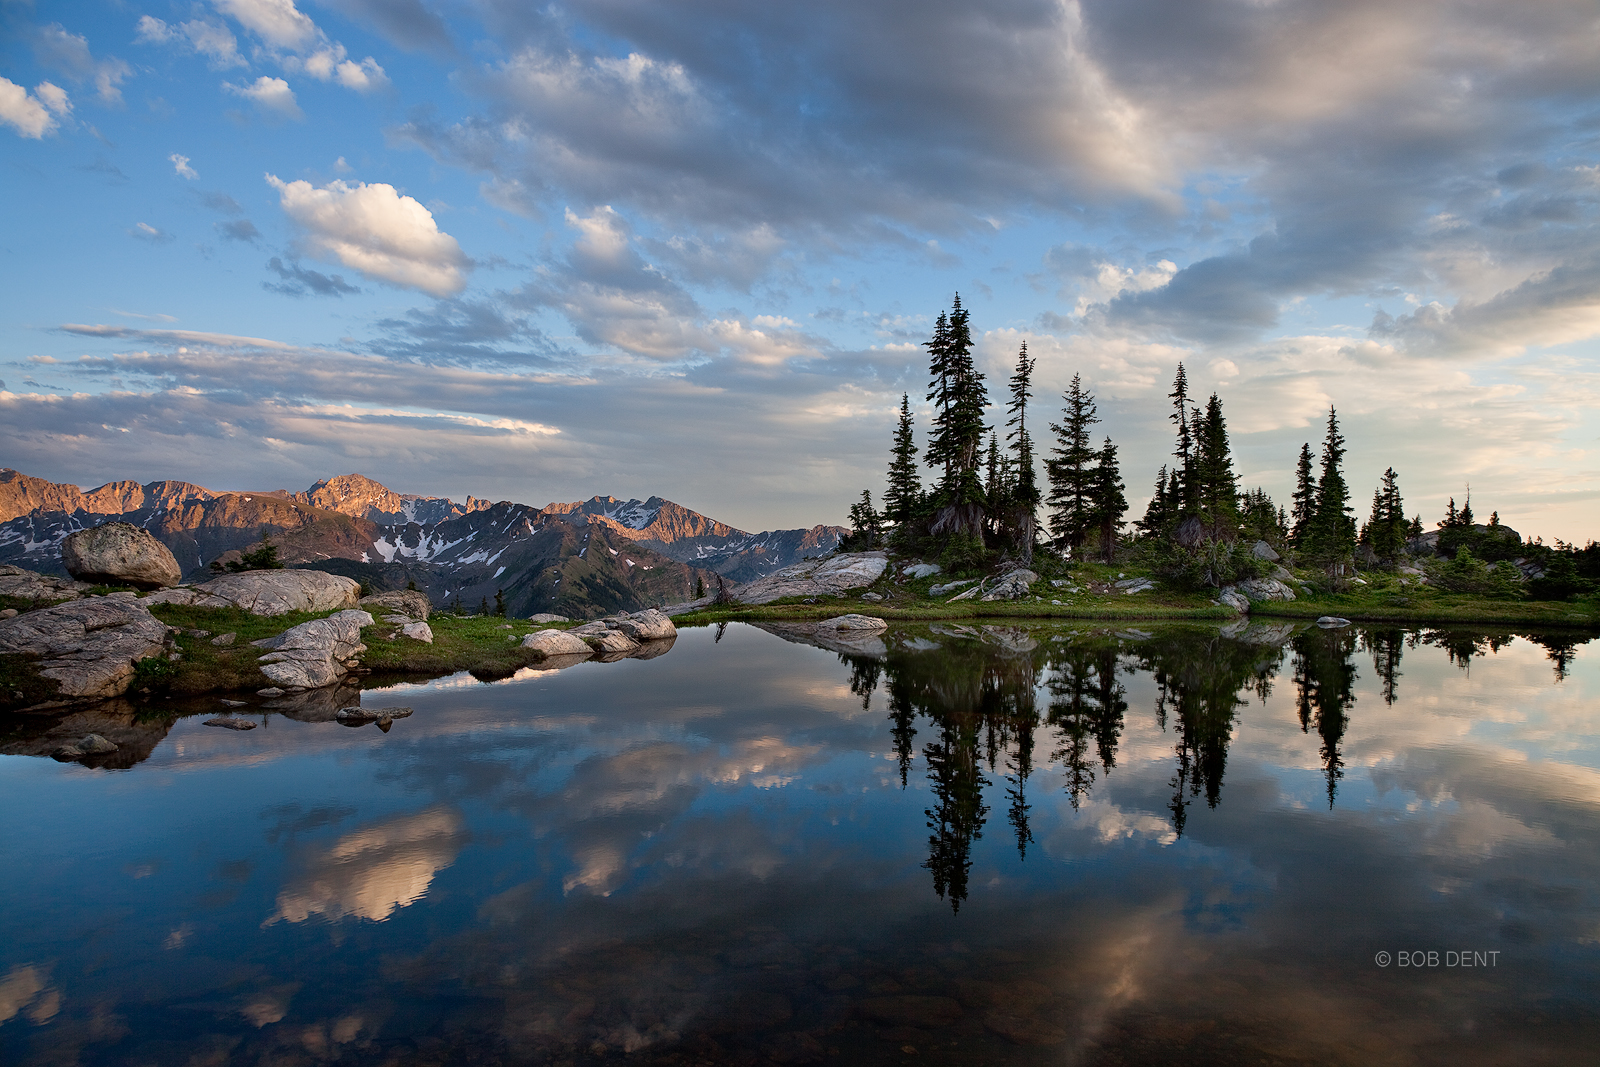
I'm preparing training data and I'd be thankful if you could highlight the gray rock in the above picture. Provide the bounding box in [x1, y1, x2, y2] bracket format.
[1250, 540, 1281, 561]
[77, 733, 119, 754]
[734, 552, 889, 604]
[1113, 577, 1155, 594]
[521, 629, 592, 657]
[1236, 577, 1297, 602]
[399, 621, 433, 643]
[584, 630, 640, 654]
[256, 687, 285, 697]
[609, 608, 676, 641]
[210, 631, 238, 647]
[145, 570, 360, 616]
[947, 583, 983, 601]
[61, 523, 182, 589]
[252, 609, 373, 689]
[0, 608, 15, 618]
[930, 579, 977, 596]
[204, 717, 257, 730]
[860, 591, 884, 601]
[358, 589, 431, 620]
[335, 705, 413, 726]
[219, 698, 247, 707]
[0, 596, 173, 701]
[567, 621, 612, 636]
[1217, 590, 1250, 613]
[817, 614, 888, 631]
[0, 564, 93, 603]
[981, 570, 1039, 601]
[1316, 616, 1352, 628]
[527, 613, 570, 624]
[902, 563, 942, 579]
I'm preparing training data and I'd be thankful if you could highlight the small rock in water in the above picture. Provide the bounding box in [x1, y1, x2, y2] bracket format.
[1316, 616, 1352, 628]
[219, 698, 248, 707]
[76, 733, 119, 754]
[256, 687, 285, 697]
[336, 706, 413, 727]
[210, 632, 237, 646]
[204, 717, 257, 730]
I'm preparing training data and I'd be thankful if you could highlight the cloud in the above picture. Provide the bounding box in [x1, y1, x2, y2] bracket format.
[33, 23, 131, 104]
[219, 219, 262, 242]
[265, 256, 360, 296]
[267, 174, 469, 296]
[225, 76, 303, 119]
[214, 0, 319, 52]
[313, 0, 455, 57]
[136, 16, 246, 69]
[286, 44, 389, 92]
[128, 222, 172, 243]
[0, 78, 66, 138]
[170, 153, 198, 179]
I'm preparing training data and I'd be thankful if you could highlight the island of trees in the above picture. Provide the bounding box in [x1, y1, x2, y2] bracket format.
[844, 295, 1598, 602]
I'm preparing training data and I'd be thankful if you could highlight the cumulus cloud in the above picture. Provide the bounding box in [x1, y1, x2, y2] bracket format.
[286, 44, 389, 92]
[266, 175, 470, 296]
[170, 153, 198, 179]
[214, 0, 318, 52]
[314, 0, 455, 57]
[0, 78, 67, 138]
[225, 76, 303, 119]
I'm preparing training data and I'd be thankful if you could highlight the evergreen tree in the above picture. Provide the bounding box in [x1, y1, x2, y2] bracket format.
[1005, 341, 1041, 561]
[1290, 443, 1317, 548]
[923, 295, 989, 538]
[1459, 491, 1474, 527]
[1307, 407, 1355, 572]
[1240, 488, 1283, 543]
[1407, 514, 1424, 539]
[1193, 393, 1239, 539]
[923, 312, 955, 486]
[1365, 467, 1406, 561]
[1136, 464, 1171, 537]
[1439, 497, 1459, 528]
[1046, 373, 1100, 552]
[1088, 437, 1128, 563]
[883, 393, 923, 535]
[848, 490, 884, 549]
[1168, 364, 1196, 513]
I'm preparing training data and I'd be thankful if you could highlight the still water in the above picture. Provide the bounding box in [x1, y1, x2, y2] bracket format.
[1, 620, 1597, 1065]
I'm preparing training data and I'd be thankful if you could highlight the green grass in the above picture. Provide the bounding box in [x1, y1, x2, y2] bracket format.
[360, 613, 564, 682]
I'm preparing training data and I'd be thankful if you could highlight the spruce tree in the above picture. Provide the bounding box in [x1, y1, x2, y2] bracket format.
[1366, 467, 1406, 560]
[1193, 393, 1239, 539]
[848, 490, 884, 549]
[883, 393, 923, 537]
[1290, 443, 1317, 548]
[1459, 491, 1474, 527]
[1308, 407, 1355, 572]
[1088, 437, 1128, 563]
[1005, 341, 1041, 561]
[1136, 464, 1170, 537]
[923, 295, 989, 538]
[1046, 373, 1100, 553]
[923, 312, 955, 486]
[1168, 364, 1195, 513]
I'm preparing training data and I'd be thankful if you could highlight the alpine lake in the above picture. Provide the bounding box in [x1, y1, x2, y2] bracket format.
[2, 618, 1597, 1067]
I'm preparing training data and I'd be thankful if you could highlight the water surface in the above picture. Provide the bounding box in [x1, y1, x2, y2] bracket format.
[1, 620, 1596, 1065]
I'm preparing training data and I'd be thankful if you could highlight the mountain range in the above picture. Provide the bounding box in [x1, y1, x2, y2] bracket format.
[0, 469, 845, 618]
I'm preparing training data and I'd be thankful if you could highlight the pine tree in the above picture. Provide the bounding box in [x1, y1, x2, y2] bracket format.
[923, 312, 955, 486]
[1366, 467, 1406, 561]
[1136, 464, 1170, 537]
[883, 393, 923, 536]
[1193, 393, 1239, 539]
[1046, 374, 1100, 553]
[1088, 437, 1127, 563]
[1459, 491, 1474, 527]
[1290, 443, 1317, 548]
[848, 490, 884, 549]
[1005, 341, 1041, 561]
[1307, 407, 1355, 573]
[923, 295, 989, 538]
[1440, 497, 1459, 529]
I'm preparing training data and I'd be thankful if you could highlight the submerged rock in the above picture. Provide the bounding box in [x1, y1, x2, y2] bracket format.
[1316, 616, 1352, 628]
[61, 523, 182, 589]
[204, 717, 257, 731]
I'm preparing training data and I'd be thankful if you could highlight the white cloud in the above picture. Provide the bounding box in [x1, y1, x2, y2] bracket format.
[129, 222, 171, 243]
[34, 82, 71, 118]
[288, 44, 388, 92]
[225, 76, 303, 119]
[267, 174, 470, 296]
[35, 24, 132, 104]
[140, 16, 247, 70]
[0, 78, 60, 138]
[214, 0, 318, 52]
[170, 153, 198, 180]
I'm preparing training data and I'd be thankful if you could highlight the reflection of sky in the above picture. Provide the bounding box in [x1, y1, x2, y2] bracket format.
[0, 623, 1595, 1063]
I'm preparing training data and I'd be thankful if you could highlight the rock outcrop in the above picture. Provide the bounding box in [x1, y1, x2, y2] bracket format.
[399, 621, 433, 643]
[251, 609, 372, 689]
[981, 570, 1039, 601]
[358, 589, 431, 620]
[60, 523, 182, 589]
[521, 629, 593, 657]
[0, 593, 174, 701]
[732, 552, 888, 604]
[585, 630, 639, 654]
[610, 608, 676, 641]
[1233, 577, 1297, 602]
[147, 570, 361, 615]
[817, 614, 888, 631]
[0, 564, 92, 603]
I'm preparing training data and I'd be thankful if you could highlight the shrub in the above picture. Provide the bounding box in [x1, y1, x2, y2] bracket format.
[1427, 547, 1525, 599]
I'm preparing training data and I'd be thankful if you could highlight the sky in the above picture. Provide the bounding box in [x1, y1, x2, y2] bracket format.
[2, 0, 1598, 539]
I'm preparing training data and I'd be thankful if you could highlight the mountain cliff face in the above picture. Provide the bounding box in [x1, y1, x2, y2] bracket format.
[0, 468, 215, 523]
[0, 472, 840, 615]
[293, 473, 493, 525]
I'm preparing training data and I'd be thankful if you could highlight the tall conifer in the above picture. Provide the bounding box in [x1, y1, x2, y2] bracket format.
[1088, 437, 1127, 563]
[1005, 342, 1041, 561]
[1194, 393, 1239, 539]
[1046, 374, 1100, 552]
[1308, 407, 1355, 569]
[1290, 443, 1317, 547]
[883, 393, 922, 536]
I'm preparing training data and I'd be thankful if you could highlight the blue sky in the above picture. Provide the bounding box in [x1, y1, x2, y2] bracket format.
[2, 0, 1598, 538]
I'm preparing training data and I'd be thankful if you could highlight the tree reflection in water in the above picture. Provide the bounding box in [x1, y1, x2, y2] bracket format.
[838, 622, 1377, 908]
